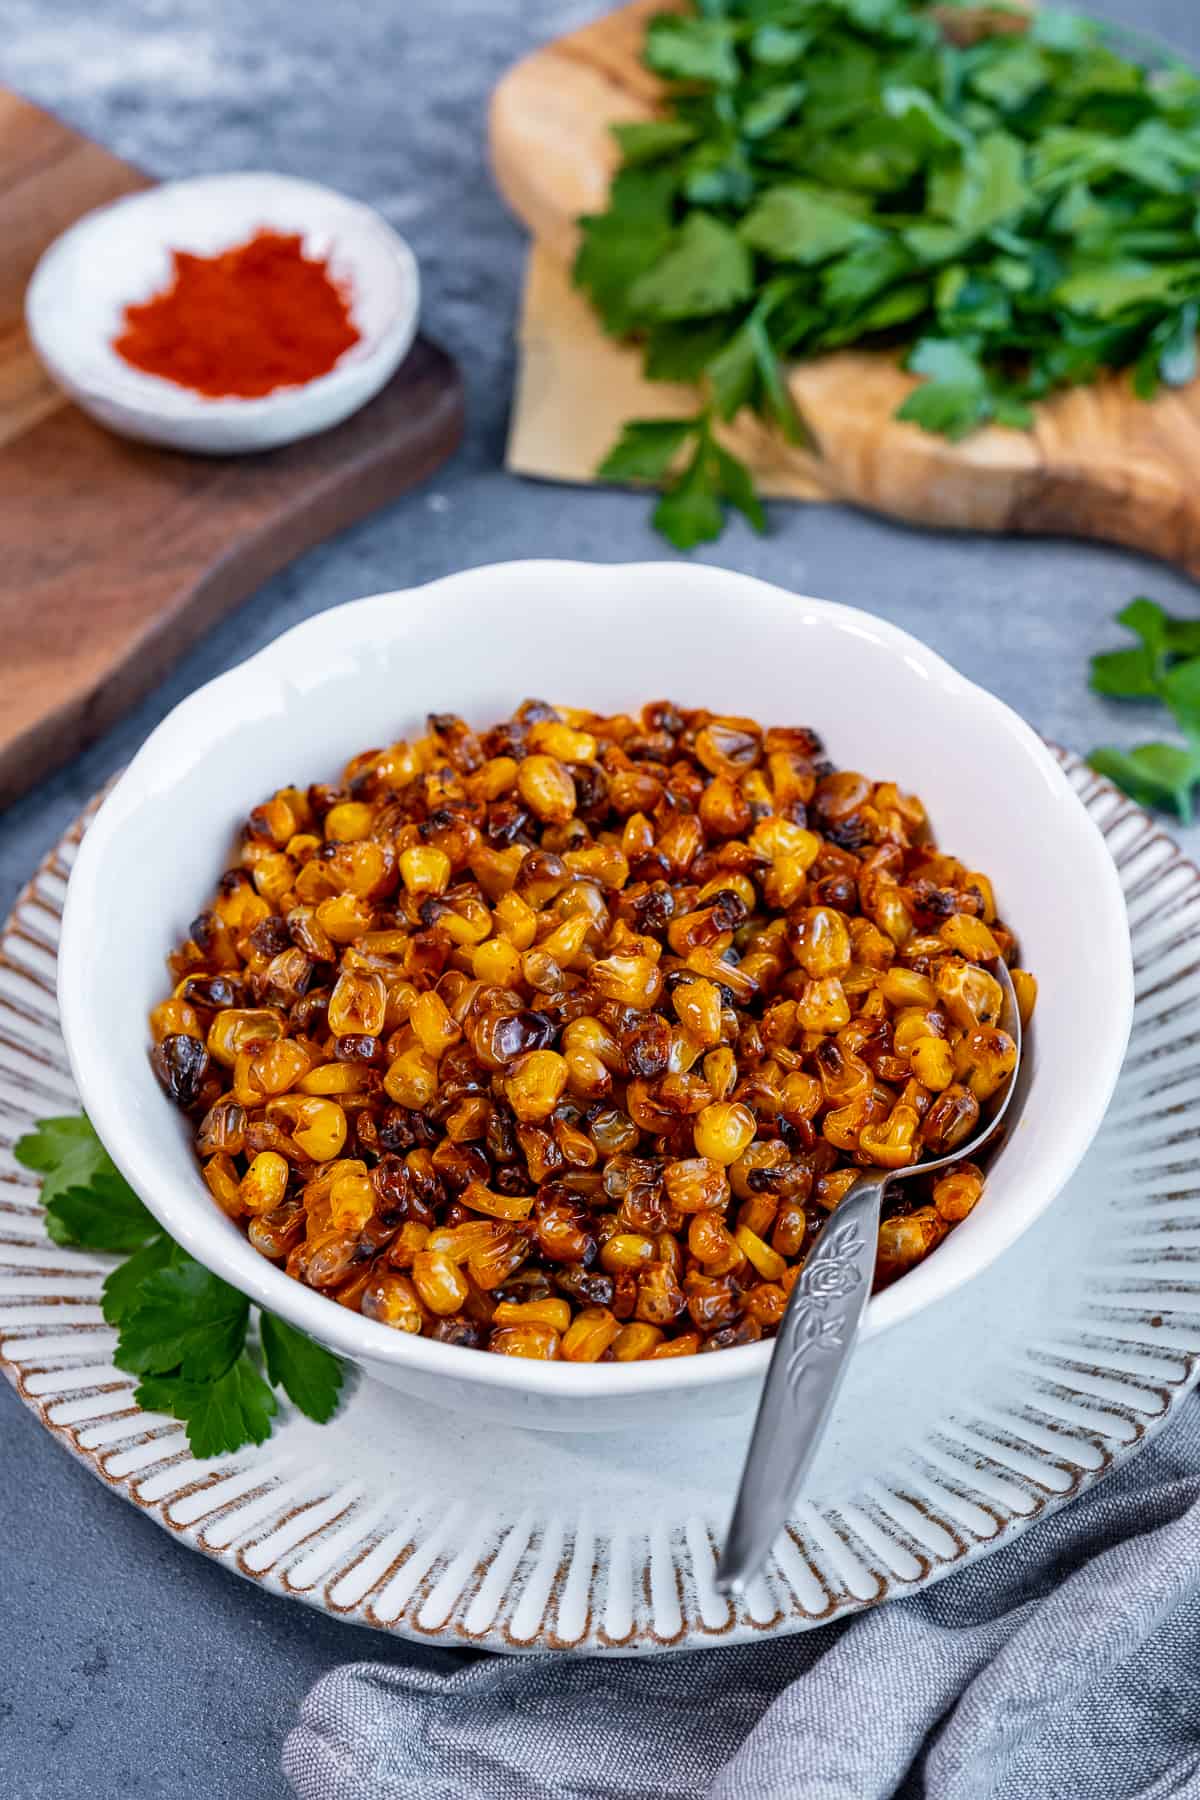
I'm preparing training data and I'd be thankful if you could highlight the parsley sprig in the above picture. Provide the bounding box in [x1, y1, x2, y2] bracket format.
[15, 1115, 344, 1458]
[1087, 599, 1200, 818]
[575, 0, 1200, 547]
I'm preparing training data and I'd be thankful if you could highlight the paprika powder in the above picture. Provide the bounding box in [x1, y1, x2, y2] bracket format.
[112, 227, 360, 398]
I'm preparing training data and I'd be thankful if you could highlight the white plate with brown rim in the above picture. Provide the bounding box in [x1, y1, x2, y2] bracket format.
[2, 754, 1198, 1653]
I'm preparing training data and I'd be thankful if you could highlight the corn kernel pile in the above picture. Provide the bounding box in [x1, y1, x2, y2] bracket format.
[151, 702, 1034, 1363]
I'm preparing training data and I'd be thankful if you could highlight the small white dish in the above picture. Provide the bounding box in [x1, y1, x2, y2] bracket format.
[55, 561, 1134, 1431]
[25, 171, 420, 454]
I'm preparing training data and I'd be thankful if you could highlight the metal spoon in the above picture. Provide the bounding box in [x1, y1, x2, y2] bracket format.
[715, 958, 1024, 1597]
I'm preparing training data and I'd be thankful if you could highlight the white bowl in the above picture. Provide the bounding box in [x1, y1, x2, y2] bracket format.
[25, 172, 420, 454]
[57, 562, 1133, 1430]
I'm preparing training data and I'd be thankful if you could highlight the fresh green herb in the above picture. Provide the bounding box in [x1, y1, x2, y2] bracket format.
[1088, 598, 1200, 819]
[14, 1114, 344, 1457]
[576, 0, 1200, 545]
[598, 408, 765, 547]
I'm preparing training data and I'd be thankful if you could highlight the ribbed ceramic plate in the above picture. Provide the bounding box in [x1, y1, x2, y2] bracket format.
[3, 756, 1198, 1654]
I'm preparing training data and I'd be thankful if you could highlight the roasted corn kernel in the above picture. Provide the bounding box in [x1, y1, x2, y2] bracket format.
[155, 701, 1030, 1361]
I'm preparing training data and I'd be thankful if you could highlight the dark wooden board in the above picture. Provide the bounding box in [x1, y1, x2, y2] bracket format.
[0, 90, 464, 809]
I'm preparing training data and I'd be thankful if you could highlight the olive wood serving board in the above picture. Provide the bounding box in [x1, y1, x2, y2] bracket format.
[490, 0, 1200, 576]
[0, 89, 464, 811]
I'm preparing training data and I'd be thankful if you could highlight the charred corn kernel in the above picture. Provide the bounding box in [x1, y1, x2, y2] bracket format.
[207, 1007, 284, 1067]
[426, 1220, 498, 1263]
[702, 1047, 737, 1101]
[460, 1179, 536, 1221]
[388, 1220, 431, 1266]
[1012, 968, 1038, 1030]
[535, 912, 591, 967]
[877, 967, 937, 1009]
[734, 1225, 787, 1281]
[940, 913, 1000, 962]
[411, 1249, 469, 1315]
[693, 1101, 756, 1165]
[872, 888, 913, 947]
[296, 1061, 369, 1096]
[517, 755, 576, 823]
[398, 846, 451, 896]
[611, 1322, 664, 1361]
[688, 1210, 743, 1273]
[651, 1331, 701, 1359]
[240, 1150, 289, 1214]
[527, 720, 597, 763]
[563, 1015, 623, 1070]
[150, 998, 201, 1043]
[490, 1323, 562, 1359]
[290, 1099, 347, 1162]
[324, 801, 375, 842]
[672, 978, 723, 1047]
[328, 970, 387, 1038]
[248, 851, 294, 904]
[361, 1271, 424, 1332]
[383, 1046, 440, 1108]
[247, 1038, 312, 1097]
[664, 1158, 728, 1215]
[590, 952, 662, 1011]
[957, 1027, 1017, 1101]
[893, 1006, 944, 1053]
[330, 1171, 376, 1233]
[315, 894, 374, 944]
[792, 907, 853, 978]
[878, 1206, 947, 1274]
[409, 990, 461, 1058]
[795, 977, 851, 1034]
[859, 1102, 921, 1170]
[779, 1069, 822, 1123]
[492, 889, 537, 950]
[814, 1168, 860, 1211]
[284, 832, 322, 865]
[561, 1305, 621, 1362]
[203, 1153, 244, 1217]
[214, 880, 272, 934]
[909, 1035, 955, 1091]
[750, 818, 820, 865]
[599, 1232, 657, 1272]
[472, 937, 523, 987]
[933, 1161, 985, 1222]
[505, 1049, 569, 1123]
[492, 1298, 571, 1332]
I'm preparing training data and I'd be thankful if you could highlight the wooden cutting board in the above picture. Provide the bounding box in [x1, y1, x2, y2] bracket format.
[0, 90, 464, 810]
[490, 0, 1200, 578]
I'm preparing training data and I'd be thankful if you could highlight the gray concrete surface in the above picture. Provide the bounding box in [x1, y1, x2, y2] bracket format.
[2, 1, 1199, 1795]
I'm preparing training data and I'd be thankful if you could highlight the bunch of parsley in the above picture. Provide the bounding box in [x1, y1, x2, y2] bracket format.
[16, 1115, 343, 1457]
[576, 0, 1200, 547]
[1088, 598, 1200, 818]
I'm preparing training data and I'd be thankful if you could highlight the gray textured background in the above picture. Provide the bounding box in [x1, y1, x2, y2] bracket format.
[2, 2, 1199, 1796]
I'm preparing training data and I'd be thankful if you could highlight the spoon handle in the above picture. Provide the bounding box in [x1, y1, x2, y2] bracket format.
[714, 1170, 888, 1597]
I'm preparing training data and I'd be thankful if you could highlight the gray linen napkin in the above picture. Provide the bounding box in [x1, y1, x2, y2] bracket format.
[284, 1394, 1200, 1800]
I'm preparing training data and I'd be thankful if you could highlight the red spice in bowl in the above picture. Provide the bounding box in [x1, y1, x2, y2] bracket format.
[112, 227, 360, 398]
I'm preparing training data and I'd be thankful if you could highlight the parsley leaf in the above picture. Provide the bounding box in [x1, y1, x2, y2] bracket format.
[597, 417, 698, 482]
[136, 1356, 278, 1461]
[22, 1110, 347, 1459]
[628, 213, 753, 320]
[654, 436, 726, 550]
[1088, 597, 1200, 817]
[741, 183, 877, 266]
[14, 1115, 153, 1245]
[1088, 743, 1200, 821]
[574, 0, 1200, 546]
[260, 1313, 344, 1425]
[115, 1253, 250, 1382]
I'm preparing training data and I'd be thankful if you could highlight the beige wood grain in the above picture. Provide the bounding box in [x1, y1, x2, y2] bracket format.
[491, 0, 1200, 574]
